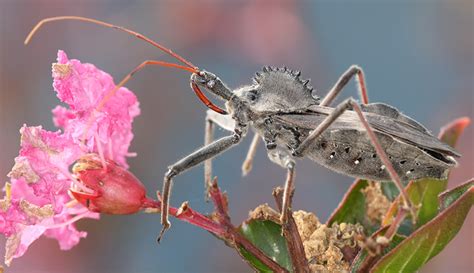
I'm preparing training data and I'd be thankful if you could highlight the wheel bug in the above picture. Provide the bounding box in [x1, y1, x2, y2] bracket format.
[26, 16, 460, 242]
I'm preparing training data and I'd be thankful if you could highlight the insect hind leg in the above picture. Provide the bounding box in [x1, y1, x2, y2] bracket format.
[294, 98, 417, 221]
[266, 148, 296, 225]
[320, 65, 369, 106]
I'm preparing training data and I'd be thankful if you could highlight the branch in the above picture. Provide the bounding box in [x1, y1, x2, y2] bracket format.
[143, 196, 225, 236]
[144, 179, 289, 273]
[208, 178, 231, 225]
[357, 207, 408, 273]
[209, 178, 289, 273]
[273, 187, 310, 273]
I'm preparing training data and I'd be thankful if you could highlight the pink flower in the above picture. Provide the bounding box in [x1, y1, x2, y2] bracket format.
[52, 50, 140, 167]
[0, 51, 140, 266]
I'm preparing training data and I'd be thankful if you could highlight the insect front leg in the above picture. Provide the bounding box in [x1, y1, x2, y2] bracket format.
[159, 127, 244, 242]
[293, 98, 416, 220]
[320, 65, 369, 106]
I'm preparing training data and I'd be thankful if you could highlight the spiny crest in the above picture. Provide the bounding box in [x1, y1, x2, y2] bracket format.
[248, 66, 320, 113]
[253, 66, 316, 97]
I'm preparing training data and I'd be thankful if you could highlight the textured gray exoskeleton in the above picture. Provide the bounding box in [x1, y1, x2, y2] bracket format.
[160, 65, 460, 239]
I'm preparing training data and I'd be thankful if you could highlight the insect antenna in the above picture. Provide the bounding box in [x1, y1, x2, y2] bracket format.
[25, 16, 228, 146]
[25, 16, 197, 69]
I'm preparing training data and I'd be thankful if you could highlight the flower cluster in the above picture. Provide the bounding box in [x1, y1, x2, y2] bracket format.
[0, 51, 140, 266]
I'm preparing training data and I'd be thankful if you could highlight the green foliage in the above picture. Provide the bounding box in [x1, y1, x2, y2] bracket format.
[327, 179, 380, 234]
[439, 180, 474, 210]
[371, 181, 473, 273]
[238, 220, 291, 272]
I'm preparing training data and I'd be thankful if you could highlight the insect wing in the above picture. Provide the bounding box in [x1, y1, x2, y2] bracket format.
[275, 105, 460, 158]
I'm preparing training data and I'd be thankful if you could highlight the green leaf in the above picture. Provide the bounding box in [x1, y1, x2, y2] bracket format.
[370, 183, 473, 273]
[349, 249, 368, 273]
[381, 179, 448, 236]
[380, 182, 400, 201]
[327, 180, 368, 225]
[439, 180, 474, 211]
[238, 220, 292, 272]
[410, 179, 448, 227]
[327, 180, 381, 234]
[405, 117, 469, 227]
[382, 118, 469, 230]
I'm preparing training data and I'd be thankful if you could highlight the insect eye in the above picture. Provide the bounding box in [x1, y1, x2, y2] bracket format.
[247, 90, 258, 102]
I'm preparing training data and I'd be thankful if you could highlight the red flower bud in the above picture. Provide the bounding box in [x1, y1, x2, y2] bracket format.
[70, 154, 148, 214]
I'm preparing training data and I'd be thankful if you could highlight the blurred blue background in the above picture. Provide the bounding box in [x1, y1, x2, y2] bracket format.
[0, 1, 472, 272]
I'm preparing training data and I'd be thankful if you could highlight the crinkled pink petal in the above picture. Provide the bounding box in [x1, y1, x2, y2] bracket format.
[1, 125, 93, 265]
[19, 125, 83, 168]
[52, 50, 140, 167]
[12, 126, 84, 208]
[0, 202, 26, 237]
[44, 210, 99, 250]
[44, 225, 86, 250]
[12, 224, 47, 261]
[1, 198, 99, 264]
[9, 208, 97, 262]
[52, 105, 76, 129]
[10, 178, 49, 207]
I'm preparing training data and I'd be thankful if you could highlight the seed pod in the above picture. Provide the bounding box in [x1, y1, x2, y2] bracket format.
[70, 154, 147, 214]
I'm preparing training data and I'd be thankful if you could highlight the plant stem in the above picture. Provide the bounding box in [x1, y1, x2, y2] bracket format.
[209, 178, 231, 225]
[209, 178, 289, 273]
[273, 187, 310, 273]
[357, 207, 408, 273]
[143, 196, 225, 236]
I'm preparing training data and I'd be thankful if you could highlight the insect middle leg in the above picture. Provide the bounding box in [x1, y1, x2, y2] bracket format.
[241, 133, 261, 176]
[204, 119, 214, 195]
[203, 110, 236, 197]
[159, 128, 243, 241]
[293, 98, 416, 218]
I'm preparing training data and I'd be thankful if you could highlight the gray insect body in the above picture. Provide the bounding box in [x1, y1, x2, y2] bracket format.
[160, 65, 460, 237]
[231, 67, 457, 182]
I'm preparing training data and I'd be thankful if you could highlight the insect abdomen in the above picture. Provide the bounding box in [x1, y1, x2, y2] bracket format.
[306, 129, 454, 182]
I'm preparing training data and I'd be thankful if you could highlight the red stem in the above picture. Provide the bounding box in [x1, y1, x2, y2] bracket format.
[142, 185, 289, 273]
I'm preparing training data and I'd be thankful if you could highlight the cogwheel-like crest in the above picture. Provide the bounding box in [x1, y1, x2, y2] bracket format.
[253, 66, 315, 96]
[249, 66, 320, 112]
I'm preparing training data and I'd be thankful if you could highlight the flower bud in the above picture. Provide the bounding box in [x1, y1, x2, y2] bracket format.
[70, 154, 147, 214]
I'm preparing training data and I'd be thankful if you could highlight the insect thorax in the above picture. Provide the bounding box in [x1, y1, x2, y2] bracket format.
[233, 66, 320, 114]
